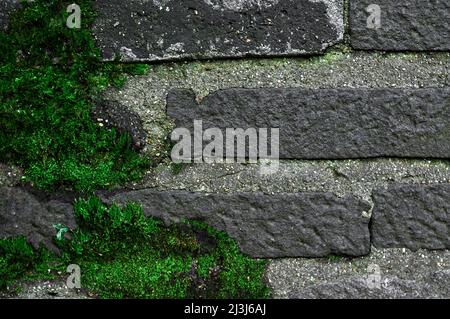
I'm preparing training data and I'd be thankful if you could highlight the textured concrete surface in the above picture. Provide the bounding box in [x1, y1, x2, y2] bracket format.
[167, 87, 450, 159]
[350, 0, 450, 51]
[1, 0, 449, 299]
[372, 184, 450, 250]
[92, 0, 344, 61]
[102, 189, 371, 258]
[267, 247, 450, 298]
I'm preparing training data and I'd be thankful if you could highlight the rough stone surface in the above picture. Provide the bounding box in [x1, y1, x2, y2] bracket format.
[102, 189, 371, 258]
[0, 163, 22, 188]
[0, 0, 19, 31]
[0, 187, 76, 252]
[92, 100, 147, 151]
[92, 0, 344, 61]
[103, 52, 450, 160]
[371, 184, 450, 250]
[167, 87, 450, 159]
[0, 279, 91, 299]
[267, 247, 450, 299]
[289, 271, 450, 299]
[350, 0, 450, 51]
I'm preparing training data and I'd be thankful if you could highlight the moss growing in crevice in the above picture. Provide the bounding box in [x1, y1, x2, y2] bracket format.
[0, 0, 150, 193]
[343, 0, 350, 43]
[1, 198, 270, 299]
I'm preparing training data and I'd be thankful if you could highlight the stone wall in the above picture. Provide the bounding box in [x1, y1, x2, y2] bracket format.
[0, 0, 449, 298]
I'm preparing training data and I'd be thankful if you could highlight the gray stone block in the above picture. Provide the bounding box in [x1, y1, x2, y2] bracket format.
[289, 271, 450, 299]
[350, 0, 450, 51]
[103, 189, 372, 258]
[92, 0, 344, 61]
[0, 187, 76, 251]
[167, 87, 450, 159]
[371, 184, 450, 250]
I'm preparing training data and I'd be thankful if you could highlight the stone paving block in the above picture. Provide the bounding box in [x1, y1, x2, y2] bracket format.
[92, 0, 344, 61]
[350, 0, 450, 51]
[167, 87, 450, 159]
[371, 184, 450, 250]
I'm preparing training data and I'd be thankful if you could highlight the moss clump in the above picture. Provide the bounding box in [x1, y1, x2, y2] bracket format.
[0, 237, 60, 289]
[0, 237, 36, 288]
[1, 198, 269, 298]
[0, 0, 150, 193]
[54, 197, 269, 299]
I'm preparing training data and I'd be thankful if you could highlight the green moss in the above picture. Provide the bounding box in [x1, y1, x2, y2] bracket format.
[186, 221, 270, 299]
[170, 162, 186, 175]
[0, 0, 150, 193]
[0, 237, 61, 288]
[64, 198, 269, 299]
[3, 197, 267, 299]
[0, 1, 268, 299]
[81, 254, 192, 299]
[326, 255, 346, 263]
[1, 198, 269, 298]
[0, 237, 35, 288]
[297, 48, 349, 67]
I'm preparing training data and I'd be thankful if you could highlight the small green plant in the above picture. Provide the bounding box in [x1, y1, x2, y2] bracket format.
[0, 0, 150, 193]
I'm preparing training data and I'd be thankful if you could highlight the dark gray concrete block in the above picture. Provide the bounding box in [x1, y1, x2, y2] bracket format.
[167, 87, 450, 159]
[289, 271, 450, 299]
[371, 184, 450, 250]
[350, 0, 450, 51]
[91, 100, 147, 151]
